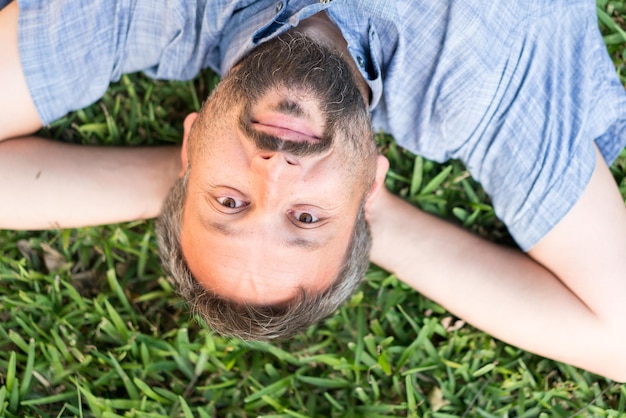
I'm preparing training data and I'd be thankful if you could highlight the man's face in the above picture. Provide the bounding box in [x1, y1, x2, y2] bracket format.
[179, 32, 379, 306]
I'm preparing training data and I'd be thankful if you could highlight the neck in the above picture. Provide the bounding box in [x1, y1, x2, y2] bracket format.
[297, 12, 371, 106]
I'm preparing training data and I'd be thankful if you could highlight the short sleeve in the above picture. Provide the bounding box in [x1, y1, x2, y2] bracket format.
[455, 2, 626, 250]
[17, 0, 227, 125]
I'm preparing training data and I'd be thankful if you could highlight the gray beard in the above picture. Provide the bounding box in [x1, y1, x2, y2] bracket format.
[225, 30, 371, 156]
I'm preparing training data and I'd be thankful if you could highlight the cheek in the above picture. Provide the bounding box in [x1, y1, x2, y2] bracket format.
[338, 161, 368, 195]
[192, 140, 245, 174]
[302, 166, 347, 196]
[309, 154, 365, 196]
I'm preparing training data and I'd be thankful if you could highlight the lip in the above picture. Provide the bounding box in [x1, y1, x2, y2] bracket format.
[252, 123, 321, 143]
[251, 113, 322, 143]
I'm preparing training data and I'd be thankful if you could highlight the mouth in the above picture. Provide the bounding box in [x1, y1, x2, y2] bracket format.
[250, 109, 324, 143]
[251, 122, 321, 143]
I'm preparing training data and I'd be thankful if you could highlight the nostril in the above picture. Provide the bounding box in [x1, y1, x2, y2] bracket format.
[258, 152, 298, 165]
[285, 155, 301, 165]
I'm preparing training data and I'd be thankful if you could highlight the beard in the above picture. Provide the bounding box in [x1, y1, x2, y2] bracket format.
[208, 30, 375, 158]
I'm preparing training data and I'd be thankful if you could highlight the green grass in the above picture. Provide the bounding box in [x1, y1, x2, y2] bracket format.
[2, 3, 626, 417]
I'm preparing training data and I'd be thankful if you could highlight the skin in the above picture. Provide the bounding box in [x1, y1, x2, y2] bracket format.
[178, 12, 388, 305]
[179, 97, 388, 305]
[0, 2, 40, 140]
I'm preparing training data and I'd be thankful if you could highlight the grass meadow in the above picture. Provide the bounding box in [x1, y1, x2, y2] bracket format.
[2, 2, 626, 417]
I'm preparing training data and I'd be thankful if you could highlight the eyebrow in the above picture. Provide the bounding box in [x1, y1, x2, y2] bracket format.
[206, 220, 326, 250]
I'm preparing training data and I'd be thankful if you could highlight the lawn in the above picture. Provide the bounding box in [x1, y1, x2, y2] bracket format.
[1, 2, 626, 417]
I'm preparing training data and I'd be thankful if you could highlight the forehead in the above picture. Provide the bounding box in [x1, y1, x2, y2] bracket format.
[180, 212, 353, 305]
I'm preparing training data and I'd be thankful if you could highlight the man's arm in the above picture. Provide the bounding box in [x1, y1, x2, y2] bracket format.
[368, 148, 626, 382]
[0, 1, 41, 140]
[0, 139, 181, 229]
[0, 2, 182, 229]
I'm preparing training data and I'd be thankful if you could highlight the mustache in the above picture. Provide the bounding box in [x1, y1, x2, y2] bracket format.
[238, 104, 333, 157]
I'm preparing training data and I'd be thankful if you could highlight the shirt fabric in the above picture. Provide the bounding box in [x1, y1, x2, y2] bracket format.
[7, 0, 626, 250]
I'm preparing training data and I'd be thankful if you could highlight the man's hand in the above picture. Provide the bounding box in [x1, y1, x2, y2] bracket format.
[367, 148, 626, 382]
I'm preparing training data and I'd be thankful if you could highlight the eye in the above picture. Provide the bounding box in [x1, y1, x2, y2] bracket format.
[293, 211, 319, 224]
[217, 197, 247, 209]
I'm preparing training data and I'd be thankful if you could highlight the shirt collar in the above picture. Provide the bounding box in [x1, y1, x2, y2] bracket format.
[219, 0, 383, 110]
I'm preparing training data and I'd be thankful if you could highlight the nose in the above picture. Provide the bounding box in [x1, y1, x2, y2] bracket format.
[253, 151, 300, 183]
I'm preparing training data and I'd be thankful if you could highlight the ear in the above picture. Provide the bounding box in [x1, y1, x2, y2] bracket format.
[180, 112, 199, 177]
[364, 155, 389, 220]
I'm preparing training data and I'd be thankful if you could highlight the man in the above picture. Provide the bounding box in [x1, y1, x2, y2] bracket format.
[1, 0, 625, 381]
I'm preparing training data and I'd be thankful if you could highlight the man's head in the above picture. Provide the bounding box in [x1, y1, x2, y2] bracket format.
[157, 31, 388, 339]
